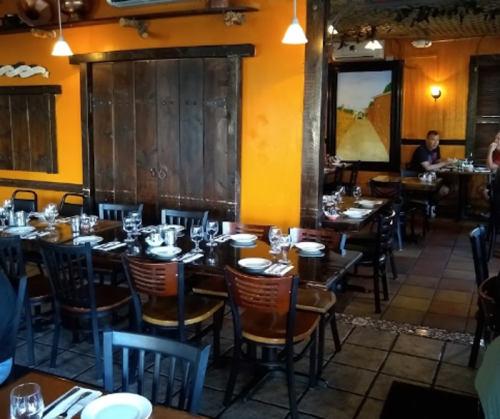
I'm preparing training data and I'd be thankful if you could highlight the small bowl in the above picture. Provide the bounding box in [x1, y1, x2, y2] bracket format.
[324, 213, 339, 221]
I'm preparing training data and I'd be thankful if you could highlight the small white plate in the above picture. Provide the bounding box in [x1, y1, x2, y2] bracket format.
[231, 242, 257, 249]
[295, 242, 325, 253]
[150, 246, 182, 258]
[6, 226, 36, 235]
[238, 258, 272, 271]
[342, 210, 370, 219]
[230, 234, 258, 243]
[74, 236, 104, 245]
[81, 393, 152, 419]
[167, 224, 185, 233]
[356, 200, 382, 209]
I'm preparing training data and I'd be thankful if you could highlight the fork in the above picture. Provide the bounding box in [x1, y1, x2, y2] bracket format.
[55, 391, 92, 418]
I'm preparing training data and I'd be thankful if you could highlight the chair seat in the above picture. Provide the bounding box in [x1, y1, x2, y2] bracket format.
[241, 311, 320, 344]
[142, 294, 224, 327]
[296, 288, 336, 314]
[27, 274, 52, 301]
[192, 276, 228, 298]
[61, 285, 132, 313]
[345, 244, 385, 265]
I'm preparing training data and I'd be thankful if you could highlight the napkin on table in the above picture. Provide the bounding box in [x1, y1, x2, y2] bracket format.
[182, 253, 204, 264]
[22, 231, 50, 240]
[264, 264, 294, 276]
[215, 234, 231, 243]
[43, 386, 102, 419]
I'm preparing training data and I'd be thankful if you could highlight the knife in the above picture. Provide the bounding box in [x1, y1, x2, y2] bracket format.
[42, 386, 80, 418]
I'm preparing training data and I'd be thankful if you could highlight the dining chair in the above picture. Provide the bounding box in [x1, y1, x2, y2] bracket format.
[0, 236, 52, 367]
[223, 266, 319, 419]
[122, 256, 225, 362]
[39, 240, 132, 380]
[345, 210, 397, 313]
[222, 222, 272, 241]
[342, 160, 360, 196]
[98, 203, 144, 221]
[59, 193, 86, 217]
[400, 170, 431, 236]
[103, 329, 210, 414]
[11, 190, 38, 213]
[160, 209, 209, 230]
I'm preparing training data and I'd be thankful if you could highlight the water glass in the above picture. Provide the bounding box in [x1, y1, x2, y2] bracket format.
[89, 215, 98, 230]
[353, 186, 362, 203]
[130, 212, 142, 236]
[269, 226, 282, 254]
[123, 216, 135, 243]
[3, 199, 13, 211]
[10, 383, 44, 419]
[206, 220, 219, 247]
[278, 234, 292, 265]
[336, 186, 346, 203]
[0, 208, 6, 230]
[191, 225, 204, 254]
[43, 204, 58, 231]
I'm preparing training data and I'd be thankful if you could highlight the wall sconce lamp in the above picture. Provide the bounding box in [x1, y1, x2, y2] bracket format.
[431, 86, 442, 101]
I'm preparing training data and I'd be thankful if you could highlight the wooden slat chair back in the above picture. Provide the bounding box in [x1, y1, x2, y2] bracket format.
[161, 209, 209, 230]
[103, 329, 210, 414]
[222, 222, 272, 241]
[369, 179, 403, 200]
[12, 189, 38, 213]
[289, 228, 346, 254]
[98, 203, 144, 221]
[59, 193, 86, 217]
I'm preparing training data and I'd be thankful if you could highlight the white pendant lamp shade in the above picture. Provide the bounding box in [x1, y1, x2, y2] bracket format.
[282, 0, 307, 45]
[52, 35, 73, 56]
[365, 40, 383, 50]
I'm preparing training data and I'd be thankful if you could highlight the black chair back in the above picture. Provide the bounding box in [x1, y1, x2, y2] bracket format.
[346, 161, 360, 195]
[59, 193, 86, 217]
[470, 226, 489, 288]
[400, 169, 419, 177]
[103, 329, 210, 414]
[99, 203, 144, 221]
[332, 164, 345, 190]
[376, 210, 397, 259]
[0, 236, 27, 280]
[161, 209, 208, 230]
[12, 190, 38, 213]
[369, 180, 403, 200]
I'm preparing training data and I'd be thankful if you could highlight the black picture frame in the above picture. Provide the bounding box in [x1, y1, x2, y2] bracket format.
[327, 60, 403, 172]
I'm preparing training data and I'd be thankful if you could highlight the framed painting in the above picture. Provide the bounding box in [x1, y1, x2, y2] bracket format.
[327, 60, 403, 172]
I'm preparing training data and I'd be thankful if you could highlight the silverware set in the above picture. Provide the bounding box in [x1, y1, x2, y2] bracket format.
[265, 263, 293, 275]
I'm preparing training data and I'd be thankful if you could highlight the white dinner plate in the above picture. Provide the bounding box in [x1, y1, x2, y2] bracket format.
[150, 246, 182, 258]
[356, 200, 382, 209]
[6, 226, 36, 235]
[81, 393, 152, 419]
[230, 234, 258, 243]
[342, 210, 370, 219]
[238, 257, 272, 272]
[295, 242, 325, 253]
[167, 224, 185, 233]
[74, 235, 104, 245]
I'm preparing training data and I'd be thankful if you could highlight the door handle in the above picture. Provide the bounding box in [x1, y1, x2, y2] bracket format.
[158, 169, 167, 180]
[150, 168, 156, 177]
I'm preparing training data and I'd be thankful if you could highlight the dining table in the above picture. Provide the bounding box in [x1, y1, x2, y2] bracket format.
[0, 371, 205, 419]
[371, 175, 443, 193]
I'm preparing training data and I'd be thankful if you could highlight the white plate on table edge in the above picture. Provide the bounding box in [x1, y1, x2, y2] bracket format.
[166, 224, 185, 232]
[81, 393, 152, 419]
[150, 246, 182, 258]
[6, 226, 36, 235]
[342, 210, 368, 219]
[230, 234, 258, 243]
[238, 257, 272, 271]
[356, 200, 382, 208]
[74, 235, 104, 244]
[230, 242, 257, 249]
[295, 242, 326, 253]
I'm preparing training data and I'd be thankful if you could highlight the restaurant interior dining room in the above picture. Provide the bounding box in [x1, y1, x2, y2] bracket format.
[3, 0, 500, 418]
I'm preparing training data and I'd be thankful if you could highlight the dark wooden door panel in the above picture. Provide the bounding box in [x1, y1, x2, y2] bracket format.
[135, 60, 158, 221]
[27, 94, 51, 173]
[179, 59, 205, 211]
[10, 95, 30, 171]
[157, 60, 181, 212]
[0, 96, 13, 170]
[92, 63, 115, 204]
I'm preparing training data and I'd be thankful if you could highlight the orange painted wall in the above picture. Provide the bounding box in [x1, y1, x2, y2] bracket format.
[0, 0, 306, 229]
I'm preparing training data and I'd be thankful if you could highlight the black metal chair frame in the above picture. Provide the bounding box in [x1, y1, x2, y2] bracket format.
[98, 203, 144, 221]
[59, 193, 87, 217]
[103, 329, 210, 414]
[160, 209, 209, 230]
[343, 160, 360, 196]
[400, 170, 431, 236]
[11, 189, 38, 213]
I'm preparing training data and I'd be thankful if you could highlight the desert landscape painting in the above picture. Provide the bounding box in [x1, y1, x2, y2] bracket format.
[336, 71, 392, 162]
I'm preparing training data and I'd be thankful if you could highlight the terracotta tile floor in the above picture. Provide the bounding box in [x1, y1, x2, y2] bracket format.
[337, 218, 500, 333]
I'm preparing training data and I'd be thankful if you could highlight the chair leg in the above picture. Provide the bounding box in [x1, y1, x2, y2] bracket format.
[286, 341, 299, 419]
[488, 226, 496, 261]
[389, 252, 398, 280]
[373, 265, 381, 314]
[224, 340, 241, 407]
[381, 265, 389, 302]
[91, 315, 102, 381]
[50, 314, 61, 369]
[396, 221, 403, 251]
[329, 307, 341, 353]
[469, 309, 485, 368]
[308, 331, 317, 388]
[24, 301, 35, 368]
[34, 305, 42, 333]
[213, 307, 224, 366]
[317, 315, 325, 378]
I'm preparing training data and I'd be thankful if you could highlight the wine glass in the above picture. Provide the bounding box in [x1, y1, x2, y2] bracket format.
[43, 205, 58, 231]
[123, 216, 135, 243]
[336, 186, 346, 204]
[268, 226, 282, 254]
[0, 207, 6, 230]
[130, 212, 142, 236]
[278, 234, 292, 265]
[353, 186, 362, 203]
[3, 199, 13, 212]
[191, 225, 204, 254]
[10, 383, 44, 419]
[206, 220, 219, 247]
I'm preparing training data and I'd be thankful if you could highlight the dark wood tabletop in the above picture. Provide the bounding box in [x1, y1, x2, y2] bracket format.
[372, 175, 443, 192]
[0, 371, 204, 419]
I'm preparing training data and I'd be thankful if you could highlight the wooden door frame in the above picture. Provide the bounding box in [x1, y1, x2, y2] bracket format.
[70, 44, 255, 215]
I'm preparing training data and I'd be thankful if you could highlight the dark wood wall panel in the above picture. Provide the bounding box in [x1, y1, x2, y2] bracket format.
[92, 63, 115, 204]
[179, 59, 204, 211]
[135, 60, 158, 221]
[27, 95, 50, 172]
[10, 95, 30, 172]
[0, 96, 13, 170]
[157, 60, 181, 211]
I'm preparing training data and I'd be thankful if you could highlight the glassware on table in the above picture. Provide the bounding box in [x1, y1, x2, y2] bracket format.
[190, 225, 204, 254]
[3, 199, 13, 211]
[0, 207, 6, 230]
[278, 234, 292, 265]
[123, 216, 136, 243]
[89, 215, 98, 230]
[269, 226, 282, 254]
[10, 382, 44, 419]
[130, 212, 142, 236]
[80, 215, 91, 234]
[353, 186, 362, 203]
[336, 186, 346, 203]
[206, 220, 219, 247]
[43, 204, 58, 231]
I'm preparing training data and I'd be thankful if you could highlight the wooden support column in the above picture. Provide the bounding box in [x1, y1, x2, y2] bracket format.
[300, 0, 329, 228]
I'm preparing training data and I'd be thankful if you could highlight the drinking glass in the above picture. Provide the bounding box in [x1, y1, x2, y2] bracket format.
[0, 208, 6, 230]
[123, 216, 135, 243]
[130, 212, 142, 236]
[336, 186, 346, 203]
[206, 220, 219, 247]
[10, 383, 44, 419]
[353, 186, 362, 203]
[3, 199, 13, 211]
[191, 225, 204, 254]
[268, 226, 282, 254]
[43, 205, 58, 231]
[278, 234, 292, 265]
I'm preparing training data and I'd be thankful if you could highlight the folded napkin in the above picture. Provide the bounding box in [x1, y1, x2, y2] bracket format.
[182, 253, 204, 264]
[94, 241, 126, 251]
[138, 226, 156, 234]
[215, 234, 231, 243]
[264, 264, 294, 276]
[55, 217, 71, 224]
[43, 386, 102, 419]
[22, 231, 50, 240]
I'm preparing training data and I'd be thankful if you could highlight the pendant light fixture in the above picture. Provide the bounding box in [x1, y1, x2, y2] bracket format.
[282, 0, 307, 45]
[52, 1, 73, 56]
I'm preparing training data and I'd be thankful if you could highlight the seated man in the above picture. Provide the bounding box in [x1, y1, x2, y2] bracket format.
[0, 270, 17, 385]
[478, 132, 500, 205]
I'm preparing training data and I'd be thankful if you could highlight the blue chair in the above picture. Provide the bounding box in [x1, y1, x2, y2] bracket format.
[103, 329, 210, 414]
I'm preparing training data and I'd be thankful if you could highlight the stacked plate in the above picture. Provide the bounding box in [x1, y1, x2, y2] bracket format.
[150, 246, 182, 259]
[342, 208, 371, 219]
[230, 234, 258, 248]
[238, 257, 272, 272]
[295, 242, 325, 257]
[81, 393, 152, 419]
[356, 199, 382, 209]
[73, 235, 103, 245]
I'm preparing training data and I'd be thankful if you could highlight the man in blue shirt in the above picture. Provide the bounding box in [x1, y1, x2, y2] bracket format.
[0, 269, 19, 385]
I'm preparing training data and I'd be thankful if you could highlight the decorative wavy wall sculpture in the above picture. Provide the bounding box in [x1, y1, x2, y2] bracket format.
[0, 63, 49, 78]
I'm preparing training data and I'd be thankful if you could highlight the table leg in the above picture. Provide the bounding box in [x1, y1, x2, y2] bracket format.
[457, 176, 469, 221]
